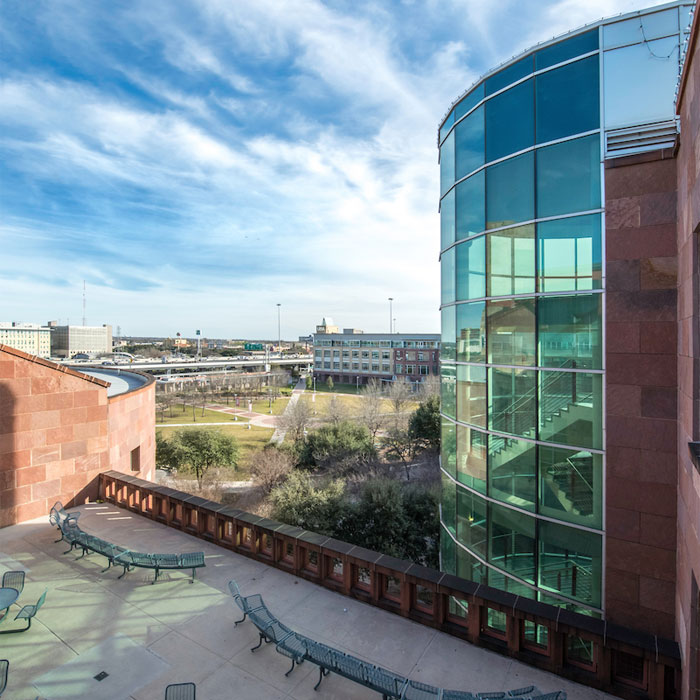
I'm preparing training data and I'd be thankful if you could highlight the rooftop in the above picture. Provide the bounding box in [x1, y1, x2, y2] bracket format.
[1, 504, 615, 700]
[70, 367, 152, 398]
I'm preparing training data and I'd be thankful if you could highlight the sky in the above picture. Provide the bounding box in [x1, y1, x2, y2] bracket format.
[0, 0, 667, 339]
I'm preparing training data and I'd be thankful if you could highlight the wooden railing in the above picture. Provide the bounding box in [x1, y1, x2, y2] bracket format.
[99, 471, 680, 700]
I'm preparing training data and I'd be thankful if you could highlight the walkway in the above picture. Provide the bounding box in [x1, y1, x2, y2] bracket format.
[0, 505, 615, 699]
[271, 377, 306, 444]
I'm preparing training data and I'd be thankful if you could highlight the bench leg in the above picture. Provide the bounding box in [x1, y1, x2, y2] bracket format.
[190, 567, 195, 584]
[285, 658, 295, 677]
[101, 560, 113, 574]
[313, 667, 329, 691]
[63, 543, 77, 555]
[234, 612, 247, 626]
[152, 567, 160, 584]
[118, 565, 131, 579]
[251, 633, 265, 652]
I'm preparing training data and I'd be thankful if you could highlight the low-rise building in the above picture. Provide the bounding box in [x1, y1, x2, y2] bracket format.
[0, 322, 51, 358]
[49, 323, 113, 358]
[312, 324, 440, 386]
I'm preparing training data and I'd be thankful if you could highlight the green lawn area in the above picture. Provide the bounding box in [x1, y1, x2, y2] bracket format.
[309, 382, 361, 395]
[299, 393, 419, 415]
[156, 406, 249, 424]
[156, 423, 275, 477]
[250, 397, 290, 415]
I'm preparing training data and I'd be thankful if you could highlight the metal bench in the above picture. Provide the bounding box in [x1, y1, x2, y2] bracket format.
[402, 680, 443, 699]
[0, 590, 46, 634]
[111, 550, 205, 583]
[228, 580, 265, 625]
[1, 571, 24, 597]
[0, 659, 7, 697]
[165, 682, 196, 699]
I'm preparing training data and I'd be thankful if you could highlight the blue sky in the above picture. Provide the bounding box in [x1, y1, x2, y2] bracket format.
[0, 0, 662, 339]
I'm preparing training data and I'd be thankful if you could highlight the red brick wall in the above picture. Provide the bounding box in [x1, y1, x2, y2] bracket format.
[676, 7, 700, 698]
[0, 345, 155, 527]
[604, 150, 678, 638]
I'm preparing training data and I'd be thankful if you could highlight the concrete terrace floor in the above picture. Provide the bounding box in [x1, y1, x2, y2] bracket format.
[0, 505, 613, 700]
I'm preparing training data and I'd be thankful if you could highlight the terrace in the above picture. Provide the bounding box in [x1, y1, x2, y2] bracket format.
[0, 474, 673, 699]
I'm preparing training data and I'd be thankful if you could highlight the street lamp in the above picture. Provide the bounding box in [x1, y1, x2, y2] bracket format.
[388, 298, 393, 334]
[276, 303, 281, 355]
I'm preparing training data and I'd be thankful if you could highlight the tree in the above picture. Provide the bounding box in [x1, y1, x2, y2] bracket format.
[276, 399, 313, 442]
[297, 421, 376, 472]
[324, 395, 347, 426]
[417, 374, 440, 402]
[383, 424, 421, 481]
[386, 377, 413, 426]
[305, 375, 313, 390]
[270, 472, 345, 534]
[409, 396, 441, 452]
[171, 429, 239, 488]
[358, 379, 384, 443]
[155, 432, 181, 471]
[250, 447, 294, 494]
[326, 376, 334, 391]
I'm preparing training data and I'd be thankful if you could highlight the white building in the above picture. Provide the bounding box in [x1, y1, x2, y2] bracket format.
[49, 324, 113, 358]
[0, 322, 51, 358]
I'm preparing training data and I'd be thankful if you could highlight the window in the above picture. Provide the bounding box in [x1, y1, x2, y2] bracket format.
[456, 490, 487, 558]
[442, 246, 456, 304]
[442, 476, 457, 534]
[537, 214, 602, 292]
[372, 351, 379, 359]
[417, 352, 424, 361]
[342, 350, 349, 358]
[489, 436, 536, 511]
[456, 171, 485, 239]
[486, 152, 534, 229]
[536, 134, 601, 218]
[361, 351, 369, 359]
[487, 225, 535, 296]
[488, 504, 536, 583]
[538, 294, 602, 370]
[371, 363, 379, 371]
[486, 79, 534, 162]
[488, 368, 537, 437]
[485, 54, 532, 96]
[342, 362, 349, 370]
[382, 363, 390, 372]
[441, 189, 455, 250]
[352, 350, 359, 358]
[456, 235, 486, 300]
[441, 363, 456, 419]
[382, 351, 390, 360]
[407, 365, 415, 374]
[361, 362, 369, 371]
[442, 418, 457, 478]
[457, 365, 487, 428]
[457, 424, 487, 492]
[352, 362, 359, 370]
[419, 365, 429, 375]
[457, 301, 486, 363]
[440, 131, 455, 196]
[395, 364, 403, 373]
[536, 56, 599, 143]
[130, 446, 141, 472]
[333, 362, 340, 369]
[406, 351, 416, 361]
[333, 350, 339, 357]
[455, 105, 484, 179]
[455, 82, 484, 120]
[487, 298, 536, 366]
[535, 29, 598, 70]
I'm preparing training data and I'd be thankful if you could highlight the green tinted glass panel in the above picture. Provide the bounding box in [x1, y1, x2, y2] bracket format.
[441, 526, 456, 574]
[455, 105, 484, 180]
[486, 607, 507, 632]
[441, 306, 456, 361]
[455, 83, 484, 120]
[487, 298, 536, 366]
[456, 171, 485, 238]
[537, 214, 602, 292]
[439, 110, 455, 145]
[487, 224, 535, 296]
[440, 131, 455, 197]
[441, 472, 456, 534]
[441, 189, 455, 250]
[536, 56, 599, 143]
[441, 246, 455, 304]
[441, 417, 457, 478]
[488, 436, 536, 511]
[441, 363, 456, 419]
[539, 520, 602, 607]
[523, 620, 549, 647]
[488, 570, 537, 599]
[488, 503, 536, 583]
[456, 236, 486, 300]
[539, 446, 602, 528]
[485, 55, 533, 96]
[486, 152, 534, 229]
[456, 544, 486, 583]
[538, 294, 602, 370]
[456, 301, 486, 362]
[488, 368, 537, 437]
[457, 365, 487, 428]
[486, 79, 534, 162]
[535, 29, 598, 70]
[539, 371, 602, 449]
[457, 424, 487, 492]
[456, 490, 487, 558]
[536, 134, 600, 218]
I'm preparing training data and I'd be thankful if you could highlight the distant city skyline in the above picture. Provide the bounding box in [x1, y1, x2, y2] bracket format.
[0, 0, 662, 337]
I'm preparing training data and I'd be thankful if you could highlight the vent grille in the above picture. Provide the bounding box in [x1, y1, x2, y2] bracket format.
[605, 120, 678, 158]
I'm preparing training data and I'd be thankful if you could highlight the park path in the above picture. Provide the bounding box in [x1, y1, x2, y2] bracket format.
[270, 377, 306, 444]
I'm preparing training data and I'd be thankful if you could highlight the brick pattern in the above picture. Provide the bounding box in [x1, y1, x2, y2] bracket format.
[675, 11, 700, 700]
[604, 152, 678, 638]
[0, 345, 155, 527]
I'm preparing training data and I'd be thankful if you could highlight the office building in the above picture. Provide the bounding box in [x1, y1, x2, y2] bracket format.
[438, 0, 698, 667]
[0, 322, 51, 358]
[50, 323, 113, 358]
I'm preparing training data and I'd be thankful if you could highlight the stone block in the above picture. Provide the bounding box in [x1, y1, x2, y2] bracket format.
[639, 513, 676, 550]
[640, 256, 677, 289]
[640, 386, 677, 419]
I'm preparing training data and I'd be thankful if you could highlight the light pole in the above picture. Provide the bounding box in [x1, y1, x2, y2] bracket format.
[388, 298, 393, 334]
[276, 303, 281, 355]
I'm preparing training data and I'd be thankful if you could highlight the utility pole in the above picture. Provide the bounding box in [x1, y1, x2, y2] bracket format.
[388, 297, 393, 334]
[277, 303, 281, 355]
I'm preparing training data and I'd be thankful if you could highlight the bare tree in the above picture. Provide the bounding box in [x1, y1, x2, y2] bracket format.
[386, 377, 413, 427]
[250, 448, 294, 493]
[383, 424, 420, 482]
[358, 379, 384, 443]
[324, 395, 347, 426]
[276, 399, 313, 442]
[417, 374, 440, 402]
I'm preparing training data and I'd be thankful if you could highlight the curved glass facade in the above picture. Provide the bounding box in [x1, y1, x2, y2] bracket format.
[438, 27, 604, 615]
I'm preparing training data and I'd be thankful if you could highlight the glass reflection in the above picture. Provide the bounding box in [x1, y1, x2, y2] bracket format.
[456, 236, 486, 301]
[487, 298, 536, 366]
[487, 225, 535, 296]
[440, 131, 455, 197]
[456, 490, 488, 558]
[441, 363, 457, 419]
[456, 301, 486, 362]
[440, 528, 456, 574]
[535, 29, 598, 70]
[488, 504, 536, 583]
[441, 306, 456, 361]
[488, 367, 537, 437]
[457, 424, 487, 492]
[486, 152, 534, 228]
[457, 365, 487, 428]
[456, 544, 486, 584]
[441, 472, 456, 533]
[455, 82, 484, 121]
[440, 189, 455, 250]
[486, 79, 534, 162]
[456, 105, 484, 180]
[488, 436, 536, 511]
[441, 417, 457, 478]
[441, 246, 455, 304]
[456, 171, 485, 238]
[485, 55, 533, 96]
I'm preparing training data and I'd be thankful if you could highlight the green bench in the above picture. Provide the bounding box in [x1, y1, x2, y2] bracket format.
[114, 550, 205, 584]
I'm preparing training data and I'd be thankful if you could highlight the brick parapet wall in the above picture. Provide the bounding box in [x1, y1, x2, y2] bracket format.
[604, 150, 679, 639]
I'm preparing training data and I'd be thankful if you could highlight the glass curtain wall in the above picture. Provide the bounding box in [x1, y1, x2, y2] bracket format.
[438, 27, 604, 615]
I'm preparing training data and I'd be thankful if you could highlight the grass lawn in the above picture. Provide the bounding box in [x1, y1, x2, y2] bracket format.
[308, 382, 361, 395]
[250, 397, 290, 415]
[156, 423, 275, 477]
[299, 393, 419, 415]
[156, 405, 249, 424]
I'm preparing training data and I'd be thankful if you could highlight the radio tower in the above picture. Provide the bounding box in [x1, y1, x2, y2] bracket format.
[82, 280, 86, 326]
